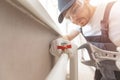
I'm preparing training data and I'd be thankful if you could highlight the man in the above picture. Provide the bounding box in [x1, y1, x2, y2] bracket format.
[51, 0, 120, 80]
[58, 0, 120, 45]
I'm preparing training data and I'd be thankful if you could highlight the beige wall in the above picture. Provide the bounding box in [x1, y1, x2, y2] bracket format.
[0, 1, 58, 80]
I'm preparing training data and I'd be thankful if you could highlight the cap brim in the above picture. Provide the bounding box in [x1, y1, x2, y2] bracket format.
[58, 0, 75, 23]
[58, 13, 64, 23]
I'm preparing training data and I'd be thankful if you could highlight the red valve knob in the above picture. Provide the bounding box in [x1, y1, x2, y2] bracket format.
[57, 45, 72, 51]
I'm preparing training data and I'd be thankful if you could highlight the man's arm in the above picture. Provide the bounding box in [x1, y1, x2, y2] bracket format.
[63, 29, 80, 41]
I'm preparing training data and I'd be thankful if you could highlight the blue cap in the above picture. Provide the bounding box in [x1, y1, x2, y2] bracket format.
[58, 0, 76, 23]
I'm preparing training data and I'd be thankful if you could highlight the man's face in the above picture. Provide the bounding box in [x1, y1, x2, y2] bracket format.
[66, 1, 91, 27]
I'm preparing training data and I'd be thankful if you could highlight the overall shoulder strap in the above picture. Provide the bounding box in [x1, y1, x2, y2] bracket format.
[101, 1, 115, 37]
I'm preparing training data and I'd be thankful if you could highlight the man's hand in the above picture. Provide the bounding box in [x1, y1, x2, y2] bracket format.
[50, 38, 78, 57]
[50, 38, 71, 57]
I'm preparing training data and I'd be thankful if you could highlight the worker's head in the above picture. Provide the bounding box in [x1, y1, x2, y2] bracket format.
[58, 0, 94, 26]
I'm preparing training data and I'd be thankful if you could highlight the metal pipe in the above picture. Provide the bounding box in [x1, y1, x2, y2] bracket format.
[70, 52, 78, 80]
